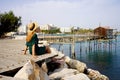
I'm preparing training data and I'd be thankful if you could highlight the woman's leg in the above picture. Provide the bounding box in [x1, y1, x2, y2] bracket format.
[32, 44, 38, 58]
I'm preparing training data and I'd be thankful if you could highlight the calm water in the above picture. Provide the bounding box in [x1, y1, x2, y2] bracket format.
[51, 35, 120, 80]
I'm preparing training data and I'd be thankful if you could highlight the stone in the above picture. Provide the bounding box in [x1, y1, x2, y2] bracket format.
[49, 68, 79, 80]
[14, 59, 49, 80]
[65, 56, 87, 73]
[62, 73, 90, 80]
[87, 68, 109, 80]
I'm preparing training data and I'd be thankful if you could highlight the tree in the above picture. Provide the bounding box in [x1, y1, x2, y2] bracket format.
[0, 11, 21, 37]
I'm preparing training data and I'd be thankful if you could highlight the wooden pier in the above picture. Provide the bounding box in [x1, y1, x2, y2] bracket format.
[38, 34, 117, 44]
[38, 34, 117, 59]
[38, 35, 99, 44]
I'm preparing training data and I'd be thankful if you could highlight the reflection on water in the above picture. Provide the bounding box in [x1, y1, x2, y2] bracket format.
[51, 36, 120, 80]
[87, 50, 113, 67]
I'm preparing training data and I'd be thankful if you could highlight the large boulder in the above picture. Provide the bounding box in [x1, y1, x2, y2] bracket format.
[41, 62, 48, 73]
[87, 69, 109, 80]
[49, 68, 79, 80]
[65, 56, 87, 73]
[62, 73, 90, 80]
[14, 59, 49, 80]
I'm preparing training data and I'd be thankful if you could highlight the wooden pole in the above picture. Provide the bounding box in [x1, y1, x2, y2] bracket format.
[71, 27, 76, 59]
[69, 44, 72, 57]
[80, 42, 82, 53]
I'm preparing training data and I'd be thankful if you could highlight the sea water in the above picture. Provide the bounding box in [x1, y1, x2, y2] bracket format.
[51, 35, 120, 80]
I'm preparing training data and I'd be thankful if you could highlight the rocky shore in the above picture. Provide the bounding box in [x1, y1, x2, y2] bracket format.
[0, 39, 109, 80]
[48, 53, 109, 80]
[14, 49, 109, 80]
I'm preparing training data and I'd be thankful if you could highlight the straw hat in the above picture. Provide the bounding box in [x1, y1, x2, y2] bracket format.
[28, 22, 39, 32]
[26, 22, 39, 42]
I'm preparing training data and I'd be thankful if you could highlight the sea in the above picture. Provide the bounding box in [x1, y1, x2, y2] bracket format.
[51, 35, 120, 80]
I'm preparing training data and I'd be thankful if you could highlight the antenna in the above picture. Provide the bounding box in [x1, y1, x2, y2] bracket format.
[99, 22, 101, 27]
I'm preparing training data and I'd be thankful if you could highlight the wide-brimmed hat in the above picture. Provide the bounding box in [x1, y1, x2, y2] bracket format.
[27, 22, 39, 32]
[26, 22, 39, 42]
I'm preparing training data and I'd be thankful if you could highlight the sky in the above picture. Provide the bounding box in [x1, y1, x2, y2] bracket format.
[0, 0, 120, 30]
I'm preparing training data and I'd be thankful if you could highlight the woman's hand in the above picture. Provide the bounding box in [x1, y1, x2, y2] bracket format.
[22, 50, 26, 55]
[22, 46, 28, 55]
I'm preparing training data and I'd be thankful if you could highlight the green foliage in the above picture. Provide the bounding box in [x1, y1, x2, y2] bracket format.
[41, 28, 61, 34]
[78, 28, 93, 34]
[0, 11, 21, 37]
[70, 27, 93, 34]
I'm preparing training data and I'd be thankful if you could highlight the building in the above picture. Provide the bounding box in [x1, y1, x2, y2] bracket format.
[94, 27, 114, 39]
[17, 25, 26, 35]
[40, 24, 51, 30]
[60, 27, 71, 33]
[40, 24, 58, 30]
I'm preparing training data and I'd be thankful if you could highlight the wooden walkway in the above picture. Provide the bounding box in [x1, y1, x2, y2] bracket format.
[0, 39, 58, 79]
[38, 35, 98, 43]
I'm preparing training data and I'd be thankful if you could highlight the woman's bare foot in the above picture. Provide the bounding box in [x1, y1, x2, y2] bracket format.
[46, 46, 51, 53]
[32, 55, 38, 59]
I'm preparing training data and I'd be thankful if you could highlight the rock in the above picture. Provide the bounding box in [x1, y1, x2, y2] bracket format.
[62, 73, 90, 80]
[97, 75, 109, 80]
[55, 52, 65, 59]
[52, 58, 68, 69]
[41, 62, 48, 73]
[65, 56, 87, 73]
[49, 68, 79, 80]
[47, 61, 61, 73]
[14, 59, 49, 80]
[87, 68, 109, 80]
[47, 57, 68, 74]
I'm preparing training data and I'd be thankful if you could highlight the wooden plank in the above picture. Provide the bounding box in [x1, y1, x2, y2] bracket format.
[0, 54, 57, 73]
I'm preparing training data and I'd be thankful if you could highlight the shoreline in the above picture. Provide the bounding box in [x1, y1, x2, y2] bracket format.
[0, 39, 109, 80]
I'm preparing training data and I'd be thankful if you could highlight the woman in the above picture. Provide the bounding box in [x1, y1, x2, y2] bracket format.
[23, 22, 51, 58]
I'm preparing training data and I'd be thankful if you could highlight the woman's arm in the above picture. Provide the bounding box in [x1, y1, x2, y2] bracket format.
[23, 46, 28, 55]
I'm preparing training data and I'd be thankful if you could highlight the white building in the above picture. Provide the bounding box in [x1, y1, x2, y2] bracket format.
[17, 25, 26, 34]
[18, 25, 26, 32]
[60, 27, 71, 33]
[40, 24, 50, 30]
[40, 24, 58, 30]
